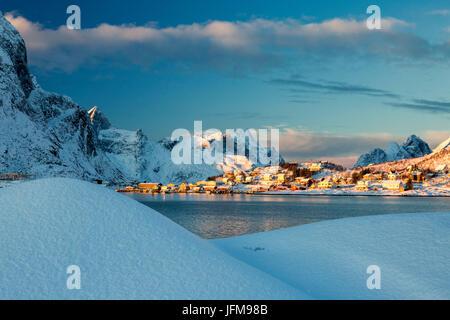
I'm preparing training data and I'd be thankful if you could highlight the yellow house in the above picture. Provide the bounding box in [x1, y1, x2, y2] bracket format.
[410, 170, 423, 183]
[295, 177, 312, 187]
[388, 172, 398, 180]
[318, 180, 336, 189]
[196, 181, 208, 186]
[309, 163, 322, 172]
[138, 183, 161, 192]
[178, 183, 189, 193]
[363, 174, 381, 181]
[277, 174, 286, 182]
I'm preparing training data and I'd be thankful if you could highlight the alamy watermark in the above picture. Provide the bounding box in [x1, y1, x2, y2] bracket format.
[66, 5, 81, 30]
[170, 121, 280, 166]
[366, 265, 381, 290]
[366, 5, 381, 30]
[65, 5, 381, 31]
[66, 265, 81, 290]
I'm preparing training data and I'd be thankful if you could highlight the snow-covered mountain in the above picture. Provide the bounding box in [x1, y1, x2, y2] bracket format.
[0, 15, 281, 183]
[354, 135, 432, 168]
[433, 137, 450, 154]
[96, 122, 282, 184]
[354, 139, 449, 173]
[0, 15, 124, 181]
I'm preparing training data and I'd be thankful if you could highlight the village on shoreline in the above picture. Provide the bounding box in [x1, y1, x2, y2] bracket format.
[1, 160, 448, 197]
[115, 161, 450, 197]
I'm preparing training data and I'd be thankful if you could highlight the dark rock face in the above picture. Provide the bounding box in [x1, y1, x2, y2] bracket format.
[355, 135, 432, 168]
[402, 134, 432, 158]
[0, 15, 124, 181]
[354, 148, 387, 168]
[0, 15, 34, 98]
[0, 15, 285, 183]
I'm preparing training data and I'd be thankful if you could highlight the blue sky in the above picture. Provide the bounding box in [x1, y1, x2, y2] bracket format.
[2, 0, 450, 165]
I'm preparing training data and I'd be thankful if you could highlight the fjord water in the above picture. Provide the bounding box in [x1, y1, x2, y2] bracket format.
[128, 194, 450, 239]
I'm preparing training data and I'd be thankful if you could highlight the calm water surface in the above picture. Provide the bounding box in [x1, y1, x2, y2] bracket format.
[127, 193, 450, 239]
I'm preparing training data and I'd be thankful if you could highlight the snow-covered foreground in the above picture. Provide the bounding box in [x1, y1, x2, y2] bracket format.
[0, 178, 306, 299]
[1, 178, 448, 299]
[214, 212, 450, 299]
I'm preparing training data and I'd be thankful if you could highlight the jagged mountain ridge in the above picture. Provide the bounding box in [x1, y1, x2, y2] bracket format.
[354, 135, 433, 168]
[0, 15, 124, 181]
[0, 15, 281, 183]
[355, 141, 449, 173]
[96, 122, 283, 184]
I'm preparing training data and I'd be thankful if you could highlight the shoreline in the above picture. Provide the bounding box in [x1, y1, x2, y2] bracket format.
[125, 190, 450, 198]
[249, 192, 450, 198]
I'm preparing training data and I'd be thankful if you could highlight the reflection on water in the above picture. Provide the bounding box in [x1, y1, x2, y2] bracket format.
[128, 193, 450, 239]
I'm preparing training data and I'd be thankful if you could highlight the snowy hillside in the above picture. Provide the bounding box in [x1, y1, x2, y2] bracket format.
[1, 178, 447, 299]
[214, 212, 450, 299]
[433, 138, 450, 154]
[96, 122, 282, 184]
[0, 14, 280, 184]
[0, 178, 306, 299]
[355, 135, 432, 168]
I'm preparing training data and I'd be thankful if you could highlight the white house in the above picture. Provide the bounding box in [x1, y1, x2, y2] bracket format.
[382, 180, 406, 191]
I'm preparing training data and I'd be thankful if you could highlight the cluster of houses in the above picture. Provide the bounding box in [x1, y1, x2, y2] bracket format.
[0, 173, 31, 181]
[335, 165, 448, 192]
[115, 162, 449, 195]
[116, 180, 235, 194]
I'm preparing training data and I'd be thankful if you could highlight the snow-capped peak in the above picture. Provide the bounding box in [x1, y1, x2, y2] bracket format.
[433, 137, 450, 154]
[88, 106, 98, 123]
[402, 134, 432, 157]
[1, 15, 282, 183]
[354, 134, 432, 168]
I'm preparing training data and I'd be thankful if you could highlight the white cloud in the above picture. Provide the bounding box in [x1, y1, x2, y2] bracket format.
[278, 128, 450, 166]
[422, 130, 450, 148]
[279, 127, 395, 161]
[5, 13, 438, 73]
[428, 9, 450, 16]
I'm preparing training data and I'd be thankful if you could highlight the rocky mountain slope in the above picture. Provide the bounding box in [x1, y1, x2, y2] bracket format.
[96, 121, 282, 184]
[0, 15, 124, 181]
[433, 138, 450, 154]
[0, 15, 281, 183]
[354, 135, 432, 168]
[355, 139, 449, 172]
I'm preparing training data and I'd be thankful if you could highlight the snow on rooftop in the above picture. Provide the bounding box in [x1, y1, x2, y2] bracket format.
[0, 178, 306, 299]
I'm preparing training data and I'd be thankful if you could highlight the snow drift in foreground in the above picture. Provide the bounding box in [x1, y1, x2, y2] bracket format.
[214, 212, 450, 299]
[1, 178, 448, 299]
[0, 178, 306, 299]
